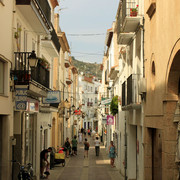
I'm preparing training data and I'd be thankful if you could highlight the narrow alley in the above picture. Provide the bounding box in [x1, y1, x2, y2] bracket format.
[48, 137, 123, 180]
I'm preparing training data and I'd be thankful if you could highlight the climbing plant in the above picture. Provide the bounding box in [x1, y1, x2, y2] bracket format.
[110, 95, 118, 116]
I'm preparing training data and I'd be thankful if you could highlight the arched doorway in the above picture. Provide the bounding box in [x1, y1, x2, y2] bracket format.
[163, 49, 180, 179]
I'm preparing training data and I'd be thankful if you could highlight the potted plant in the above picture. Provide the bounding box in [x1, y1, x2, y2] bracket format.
[130, 5, 138, 17]
[38, 57, 50, 71]
[110, 95, 118, 116]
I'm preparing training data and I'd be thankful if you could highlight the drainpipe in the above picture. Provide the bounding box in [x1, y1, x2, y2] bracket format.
[142, 17, 145, 78]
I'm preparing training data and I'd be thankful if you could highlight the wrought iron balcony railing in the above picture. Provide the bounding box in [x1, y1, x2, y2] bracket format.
[121, 74, 140, 107]
[13, 52, 49, 88]
[51, 24, 61, 53]
[87, 102, 93, 107]
[122, 0, 137, 23]
[122, 81, 126, 106]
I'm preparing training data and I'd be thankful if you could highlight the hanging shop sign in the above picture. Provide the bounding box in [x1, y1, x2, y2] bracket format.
[27, 99, 39, 112]
[107, 115, 114, 125]
[101, 98, 111, 105]
[43, 91, 61, 104]
[102, 117, 107, 124]
[74, 109, 81, 115]
[15, 86, 27, 110]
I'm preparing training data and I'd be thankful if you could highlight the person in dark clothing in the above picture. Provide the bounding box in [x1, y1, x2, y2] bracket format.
[40, 147, 52, 179]
[84, 138, 90, 158]
[71, 135, 78, 155]
[64, 137, 71, 157]
[81, 127, 84, 134]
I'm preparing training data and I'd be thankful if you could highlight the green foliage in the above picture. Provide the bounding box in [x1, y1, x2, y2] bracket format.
[71, 57, 102, 80]
[110, 95, 118, 116]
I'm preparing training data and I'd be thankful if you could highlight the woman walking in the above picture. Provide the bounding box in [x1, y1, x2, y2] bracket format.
[78, 130, 82, 143]
[108, 141, 116, 167]
[84, 138, 90, 158]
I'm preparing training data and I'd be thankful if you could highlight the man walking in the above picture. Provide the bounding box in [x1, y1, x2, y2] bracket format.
[94, 137, 100, 156]
[72, 135, 78, 155]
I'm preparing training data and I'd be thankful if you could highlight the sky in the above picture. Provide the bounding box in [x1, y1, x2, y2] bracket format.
[56, 0, 119, 64]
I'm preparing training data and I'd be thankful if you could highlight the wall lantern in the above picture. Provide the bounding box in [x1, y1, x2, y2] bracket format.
[28, 50, 38, 67]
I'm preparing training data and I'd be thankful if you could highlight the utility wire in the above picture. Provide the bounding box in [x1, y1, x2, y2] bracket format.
[72, 51, 104, 56]
[67, 33, 105, 36]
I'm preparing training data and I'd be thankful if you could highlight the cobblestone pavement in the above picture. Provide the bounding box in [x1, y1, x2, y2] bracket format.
[48, 136, 123, 180]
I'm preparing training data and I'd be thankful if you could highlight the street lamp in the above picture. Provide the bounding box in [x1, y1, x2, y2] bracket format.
[28, 50, 38, 67]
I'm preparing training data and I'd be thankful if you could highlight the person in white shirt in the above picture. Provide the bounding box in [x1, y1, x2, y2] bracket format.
[94, 137, 100, 156]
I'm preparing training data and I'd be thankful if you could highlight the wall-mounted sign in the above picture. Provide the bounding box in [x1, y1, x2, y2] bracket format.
[15, 86, 27, 110]
[43, 91, 61, 104]
[27, 99, 39, 112]
[101, 98, 111, 105]
[107, 115, 114, 125]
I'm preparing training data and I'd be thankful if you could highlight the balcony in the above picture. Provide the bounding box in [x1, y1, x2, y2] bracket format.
[109, 65, 119, 80]
[118, 32, 134, 45]
[64, 52, 70, 68]
[12, 52, 49, 97]
[41, 24, 60, 57]
[117, 1, 142, 45]
[122, 74, 141, 110]
[95, 90, 98, 94]
[121, 1, 142, 33]
[16, 0, 51, 34]
[66, 78, 72, 85]
[87, 102, 93, 107]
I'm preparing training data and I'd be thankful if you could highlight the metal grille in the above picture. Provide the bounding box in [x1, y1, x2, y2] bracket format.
[122, 81, 126, 106]
[51, 24, 61, 53]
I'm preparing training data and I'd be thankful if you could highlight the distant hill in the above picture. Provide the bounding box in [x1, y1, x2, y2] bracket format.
[71, 57, 102, 80]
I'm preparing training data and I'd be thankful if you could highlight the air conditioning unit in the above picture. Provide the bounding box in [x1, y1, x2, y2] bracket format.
[138, 78, 147, 95]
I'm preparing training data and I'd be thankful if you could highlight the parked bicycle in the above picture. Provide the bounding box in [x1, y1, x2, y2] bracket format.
[13, 161, 33, 180]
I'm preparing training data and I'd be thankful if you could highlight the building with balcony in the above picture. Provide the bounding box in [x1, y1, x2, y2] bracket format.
[110, 0, 145, 179]
[11, 0, 60, 179]
[0, 1, 14, 179]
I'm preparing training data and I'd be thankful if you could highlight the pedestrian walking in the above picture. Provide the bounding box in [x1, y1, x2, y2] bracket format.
[64, 137, 71, 158]
[81, 127, 84, 134]
[94, 137, 100, 156]
[78, 130, 83, 143]
[40, 147, 52, 179]
[92, 129, 96, 140]
[88, 128, 91, 137]
[108, 141, 116, 168]
[84, 129, 87, 137]
[84, 138, 90, 158]
[71, 135, 78, 155]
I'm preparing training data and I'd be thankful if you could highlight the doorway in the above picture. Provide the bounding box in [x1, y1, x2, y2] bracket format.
[152, 128, 162, 180]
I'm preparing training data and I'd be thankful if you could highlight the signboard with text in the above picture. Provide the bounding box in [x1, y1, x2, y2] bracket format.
[15, 87, 27, 110]
[107, 115, 114, 125]
[43, 91, 61, 104]
[101, 98, 111, 105]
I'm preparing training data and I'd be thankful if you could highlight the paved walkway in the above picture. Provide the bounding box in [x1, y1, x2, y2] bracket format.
[48, 137, 123, 180]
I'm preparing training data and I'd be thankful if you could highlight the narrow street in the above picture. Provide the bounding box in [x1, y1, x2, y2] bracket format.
[49, 137, 123, 180]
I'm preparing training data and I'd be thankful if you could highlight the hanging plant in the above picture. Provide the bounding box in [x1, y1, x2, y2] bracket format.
[14, 27, 22, 39]
[38, 57, 50, 70]
[110, 95, 118, 116]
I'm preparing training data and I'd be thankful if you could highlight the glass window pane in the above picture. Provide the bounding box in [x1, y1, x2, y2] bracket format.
[0, 61, 4, 94]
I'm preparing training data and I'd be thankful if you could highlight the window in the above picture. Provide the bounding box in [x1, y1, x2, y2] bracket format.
[0, 61, 4, 94]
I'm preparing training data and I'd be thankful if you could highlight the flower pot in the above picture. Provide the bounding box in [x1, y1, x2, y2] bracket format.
[130, 11, 138, 17]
